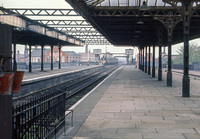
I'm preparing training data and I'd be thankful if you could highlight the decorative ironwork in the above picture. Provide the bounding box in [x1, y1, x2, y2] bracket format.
[163, 0, 200, 15]
[91, 8, 182, 17]
[162, 0, 200, 97]
[154, 11, 182, 41]
[90, 7, 200, 17]
[155, 11, 182, 87]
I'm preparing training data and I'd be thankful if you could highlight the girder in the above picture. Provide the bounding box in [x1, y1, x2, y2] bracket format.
[91, 7, 200, 17]
[37, 20, 91, 26]
[54, 27, 96, 32]
[7, 9, 80, 16]
[0, 7, 84, 46]
[6, 7, 200, 17]
[83, 0, 167, 7]
[0, 7, 110, 45]
[65, 0, 200, 46]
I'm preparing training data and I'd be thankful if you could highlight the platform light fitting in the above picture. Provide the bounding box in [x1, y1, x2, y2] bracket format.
[137, 21, 144, 24]
[139, 1, 149, 11]
[135, 31, 141, 33]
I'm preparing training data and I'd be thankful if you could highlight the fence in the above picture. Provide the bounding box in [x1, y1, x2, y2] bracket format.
[193, 63, 200, 71]
[12, 91, 66, 139]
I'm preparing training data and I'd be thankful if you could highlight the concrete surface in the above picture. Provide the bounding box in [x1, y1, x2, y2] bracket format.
[59, 65, 200, 139]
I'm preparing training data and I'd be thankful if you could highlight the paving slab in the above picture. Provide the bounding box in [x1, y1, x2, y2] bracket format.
[59, 65, 200, 139]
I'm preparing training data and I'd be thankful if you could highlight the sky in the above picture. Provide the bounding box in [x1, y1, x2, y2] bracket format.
[1, 0, 200, 58]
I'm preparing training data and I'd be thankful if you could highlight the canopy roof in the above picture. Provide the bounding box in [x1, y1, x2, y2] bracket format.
[84, 0, 168, 7]
[66, 0, 200, 47]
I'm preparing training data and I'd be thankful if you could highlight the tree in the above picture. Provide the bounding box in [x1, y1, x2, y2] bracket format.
[173, 44, 200, 64]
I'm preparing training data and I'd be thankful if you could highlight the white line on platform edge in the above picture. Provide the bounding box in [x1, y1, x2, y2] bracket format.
[67, 66, 123, 113]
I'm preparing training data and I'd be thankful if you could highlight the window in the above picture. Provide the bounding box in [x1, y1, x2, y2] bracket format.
[62, 56, 65, 62]
[47, 56, 50, 62]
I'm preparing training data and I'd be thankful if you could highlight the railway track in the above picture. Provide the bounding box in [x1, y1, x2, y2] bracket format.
[12, 65, 119, 139]
[171, 69, 200, 78]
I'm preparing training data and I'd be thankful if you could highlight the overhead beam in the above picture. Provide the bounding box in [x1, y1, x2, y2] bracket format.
[65, 0, 114, 44]
[0, 7, 84, 46]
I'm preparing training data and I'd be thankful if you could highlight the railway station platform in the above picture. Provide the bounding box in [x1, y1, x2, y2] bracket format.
[61, 65, 200, 139]
[22, 65, 100, 80]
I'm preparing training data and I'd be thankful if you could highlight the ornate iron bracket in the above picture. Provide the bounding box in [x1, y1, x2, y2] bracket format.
[162, 0, 200, 15]
[154, 11, 182, 41]
[156, 25, 163, 45]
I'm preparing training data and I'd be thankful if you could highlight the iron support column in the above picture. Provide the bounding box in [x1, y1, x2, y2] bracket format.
[127, 55, 129, 65]
[141, 49, 142, 70]
[166, 14, 174, 87]
[0, 24, 13, 139]
[29, 45, 32, 72]
[51, 45, 53, 70]
[182, 3, 190, 97]
[152, 45, 155, 77]
[157, 26, 163, 81]
[59, 45, 61, 69]
[142, 48, 144, 71]
[41, 45, 44, 71]
[138, 50, 140, 69]
[158, 45, 162, 81]
[145, 46, 147, 73]
[13, 43, 16, 70]
[167, 39, 172, 86]
[155, 11, 181, 85]
[139, 50, 141, 70]
[148, 46, 151, 75]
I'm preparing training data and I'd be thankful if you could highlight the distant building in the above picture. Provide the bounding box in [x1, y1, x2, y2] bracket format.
[45, 47, 68, 62]
[29, 47, 68, 63]
[31, 49, 49, 63]
[79, 52, 97, 62]
[64, 51, 81, 62]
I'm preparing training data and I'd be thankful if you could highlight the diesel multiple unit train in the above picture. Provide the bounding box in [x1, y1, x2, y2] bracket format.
[101, 57, 118, 65]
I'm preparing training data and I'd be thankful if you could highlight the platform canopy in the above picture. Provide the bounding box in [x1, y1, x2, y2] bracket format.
[66, 0, 200, 46]
[84, 0, 168, 7]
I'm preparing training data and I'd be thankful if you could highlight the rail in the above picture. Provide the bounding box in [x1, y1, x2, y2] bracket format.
[12, 65, 119, 139]
[16, 66, 104, 97]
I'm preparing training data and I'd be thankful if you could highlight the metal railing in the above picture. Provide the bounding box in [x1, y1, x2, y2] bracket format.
[12, 92, 66, 139]
[12, 65, 119, 139]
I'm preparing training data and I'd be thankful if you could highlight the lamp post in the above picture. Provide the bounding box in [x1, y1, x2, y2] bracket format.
[139, 1, 149, 10]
